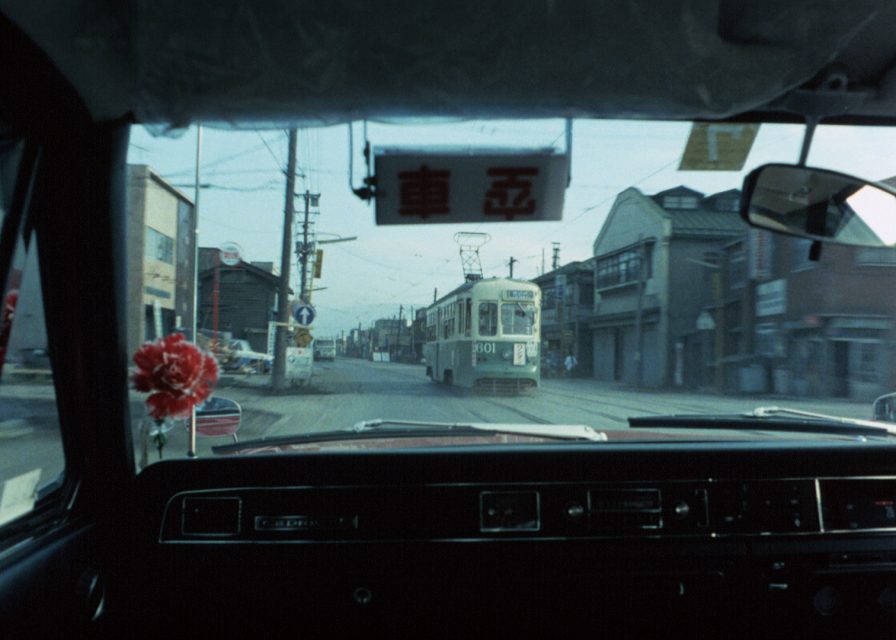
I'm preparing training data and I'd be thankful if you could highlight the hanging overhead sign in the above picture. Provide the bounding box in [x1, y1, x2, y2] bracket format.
[374, 148, 568, 225]
[679, 123, 759, 171]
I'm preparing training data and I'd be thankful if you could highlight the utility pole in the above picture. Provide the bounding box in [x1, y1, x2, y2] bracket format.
[188, 124, 202, 459]
[272, 128, 298, 390]
[191, 124, 202, 343]
[552, 242, 560, 270]
[299, 191, 311, 302]
[508, 256, 517, 278]
[396, 305, 403, 361]
[633, 235, 645, 387]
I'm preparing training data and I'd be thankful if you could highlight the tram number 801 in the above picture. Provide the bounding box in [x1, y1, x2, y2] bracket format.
[474, 342, 495, 354]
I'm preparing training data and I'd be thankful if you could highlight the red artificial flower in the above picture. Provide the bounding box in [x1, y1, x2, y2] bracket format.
[0, 289, 19, 367]
[132, 333, 219, 419]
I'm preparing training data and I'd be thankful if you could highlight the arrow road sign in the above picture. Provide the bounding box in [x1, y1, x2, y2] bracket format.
[293, 304, 316, 326]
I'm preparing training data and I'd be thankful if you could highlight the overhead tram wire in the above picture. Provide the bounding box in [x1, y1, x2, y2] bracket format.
[164, 139, 281, 177]
[257, 131, 288, 173]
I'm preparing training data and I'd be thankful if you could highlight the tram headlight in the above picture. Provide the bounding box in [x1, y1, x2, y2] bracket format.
[501, 348, 512, 360]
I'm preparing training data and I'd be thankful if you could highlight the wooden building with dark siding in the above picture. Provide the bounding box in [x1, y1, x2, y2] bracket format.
[197, 247, 283, 353]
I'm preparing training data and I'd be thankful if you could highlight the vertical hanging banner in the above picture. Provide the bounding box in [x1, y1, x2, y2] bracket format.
[374, 148, 568, 225]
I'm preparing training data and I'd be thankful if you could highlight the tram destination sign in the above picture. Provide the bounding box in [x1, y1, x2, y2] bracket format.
[503, 289, 536, 301]
[374, 148, 568, 225]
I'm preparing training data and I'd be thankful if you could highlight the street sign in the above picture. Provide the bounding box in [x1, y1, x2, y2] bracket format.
[374, 148, 568, 225]
[294, 328, 313, 348]
[293, 303, 315, 326]
[219, 241, 242, 266]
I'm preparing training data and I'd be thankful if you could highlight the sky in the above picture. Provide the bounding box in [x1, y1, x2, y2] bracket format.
[127, 119, 896, 336]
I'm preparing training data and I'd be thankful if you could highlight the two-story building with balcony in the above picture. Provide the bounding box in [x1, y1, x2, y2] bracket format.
[590, 186, 746, 387]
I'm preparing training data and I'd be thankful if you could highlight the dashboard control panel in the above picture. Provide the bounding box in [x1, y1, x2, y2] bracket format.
[158, 477, 895, 542]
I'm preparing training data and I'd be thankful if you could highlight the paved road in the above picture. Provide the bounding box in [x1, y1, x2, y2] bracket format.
[0, 358, 880, 479]
[215, 357, 873, 432]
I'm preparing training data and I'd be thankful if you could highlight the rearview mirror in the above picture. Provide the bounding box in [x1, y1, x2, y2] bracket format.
[740, 164, 896, 247]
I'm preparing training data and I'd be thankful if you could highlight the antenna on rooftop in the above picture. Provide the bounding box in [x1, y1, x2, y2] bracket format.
[454, 232, 491, 282]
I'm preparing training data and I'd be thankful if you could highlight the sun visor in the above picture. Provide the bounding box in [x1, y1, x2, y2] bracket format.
[0, 0, 881, 129]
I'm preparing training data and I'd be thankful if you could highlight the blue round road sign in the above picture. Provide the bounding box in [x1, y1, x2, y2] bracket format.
[293, 304, 315, 326]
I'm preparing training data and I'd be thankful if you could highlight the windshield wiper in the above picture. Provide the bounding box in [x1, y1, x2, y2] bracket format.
[629, 407, 896, 439]
[353, 419, 607, 441]
[212, 419, 607, 454]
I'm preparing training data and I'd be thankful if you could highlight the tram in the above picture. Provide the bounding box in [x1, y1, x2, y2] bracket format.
[423, 277, 541, 393]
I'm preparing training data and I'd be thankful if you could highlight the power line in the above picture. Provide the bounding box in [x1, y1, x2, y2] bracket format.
[163, 140, 280, 177]
[172, 181, 282, 192]
[198, 215, 279, 235]
[257, 131, 287, 172]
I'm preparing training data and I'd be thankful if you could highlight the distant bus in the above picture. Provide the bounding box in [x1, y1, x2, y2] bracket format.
[423, 277, 540, 393]
[314, 337, 337, 361]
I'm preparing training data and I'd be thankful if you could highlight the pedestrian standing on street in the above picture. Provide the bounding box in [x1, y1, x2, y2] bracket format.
[564, 352, 577, 377]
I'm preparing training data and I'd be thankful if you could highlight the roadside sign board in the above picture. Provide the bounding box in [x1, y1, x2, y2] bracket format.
[374, 148, 568, 225]
[219, 241, 242, 266]
[756, 279, 787, 317]
[286, 347, 313, 384]
[293, 303, 315, 326]
[679, 123, 759, 171]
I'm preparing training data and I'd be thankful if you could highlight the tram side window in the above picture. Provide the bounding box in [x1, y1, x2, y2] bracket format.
[464, 299, 471, 336]
[479, 302, 498, 336]
[426, 314, 436, 342]
[443, 306, 451, 339]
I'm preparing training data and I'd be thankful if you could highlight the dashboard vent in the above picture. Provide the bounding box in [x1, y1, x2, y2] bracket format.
[588, 488, 663, 532]
[181, 497, 242, 536]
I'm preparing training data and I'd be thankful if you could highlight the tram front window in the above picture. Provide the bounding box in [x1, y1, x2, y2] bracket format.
[501, 303, 536, 336]
[479, 303, 498, 337]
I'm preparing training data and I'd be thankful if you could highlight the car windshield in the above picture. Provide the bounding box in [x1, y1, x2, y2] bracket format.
[123, 119, 896, 464]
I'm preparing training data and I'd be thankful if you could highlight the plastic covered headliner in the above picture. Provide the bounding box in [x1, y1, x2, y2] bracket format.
[0, 0, 892, 129]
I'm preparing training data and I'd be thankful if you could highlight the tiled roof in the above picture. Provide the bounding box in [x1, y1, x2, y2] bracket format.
[532, 259, 595, 283]
[668, 208, 747, 237]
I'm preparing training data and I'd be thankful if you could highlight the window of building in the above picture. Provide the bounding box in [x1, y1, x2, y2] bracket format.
[728, 249, 745, 289]
[145, 227, 174, 264]
[543, 286, 556, 309]
[663, 195, 699, 209]
[578, 282, 594, 306]
[595, 243, 652, 289]
[712, 196, 740, 212]
[702, 251, 719, 284]
[857, 343, 879, 383]
[478, 302, 498, 336]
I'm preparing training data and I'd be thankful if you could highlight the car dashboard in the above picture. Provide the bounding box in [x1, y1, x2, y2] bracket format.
[119, 441, 896, 638]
